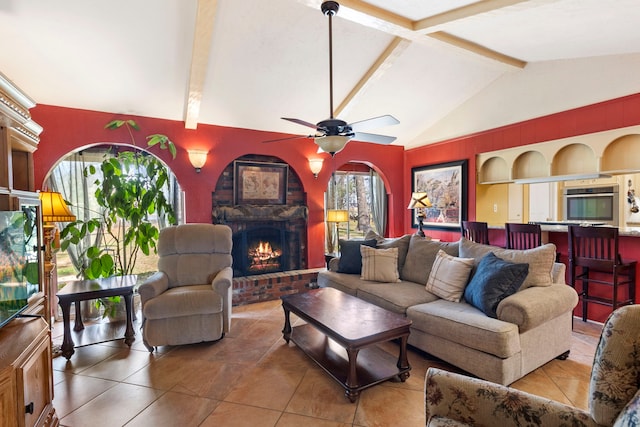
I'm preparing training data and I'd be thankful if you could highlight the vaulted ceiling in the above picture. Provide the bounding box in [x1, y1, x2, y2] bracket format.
[1, 0, 640, 149]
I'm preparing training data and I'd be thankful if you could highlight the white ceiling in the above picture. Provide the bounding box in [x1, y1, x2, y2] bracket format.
[1, 0, 640, 149]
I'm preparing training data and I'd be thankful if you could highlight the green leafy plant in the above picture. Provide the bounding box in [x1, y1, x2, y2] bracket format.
[60, 119, 178, 281]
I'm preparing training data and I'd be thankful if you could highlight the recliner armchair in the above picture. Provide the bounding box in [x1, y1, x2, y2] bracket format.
[425, 304, 640, 426]
[138, 223, 233, 352]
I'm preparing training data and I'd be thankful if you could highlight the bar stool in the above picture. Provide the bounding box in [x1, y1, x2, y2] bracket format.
[567, 225, 636, 322]
[505, 223, 542, 249]
[461, 221, 489, 245]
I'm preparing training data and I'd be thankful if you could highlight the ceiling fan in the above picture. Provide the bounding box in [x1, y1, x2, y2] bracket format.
[264, 0, 399, 156]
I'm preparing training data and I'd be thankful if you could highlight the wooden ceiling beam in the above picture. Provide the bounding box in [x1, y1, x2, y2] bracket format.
[334, 37, 410, 118]
[413, 0, 531, 31]
[184, 0, 218, 130]
[429, 31, 526, 68]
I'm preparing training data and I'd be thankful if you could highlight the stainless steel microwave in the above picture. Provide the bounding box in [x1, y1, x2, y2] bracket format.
[563, 185, 619, 226]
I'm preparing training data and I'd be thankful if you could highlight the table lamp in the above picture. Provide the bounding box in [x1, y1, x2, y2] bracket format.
[39, 191, 76, 321]
[326, 209, 349, 254]
[407, 192, 431, 237]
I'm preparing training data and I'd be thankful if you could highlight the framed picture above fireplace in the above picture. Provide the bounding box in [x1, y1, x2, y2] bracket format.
[234, 160, 289, 205]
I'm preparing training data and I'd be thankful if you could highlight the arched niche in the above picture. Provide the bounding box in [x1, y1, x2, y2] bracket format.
[512, 151, 548, 180]
[552, 143, 597, 175]
[601, 134, 640, 173]
[478, 156, 510, 183]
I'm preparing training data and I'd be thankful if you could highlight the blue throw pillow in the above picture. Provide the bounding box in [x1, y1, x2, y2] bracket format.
[337, 239, 377, 274]
[463, 252, 529, 318]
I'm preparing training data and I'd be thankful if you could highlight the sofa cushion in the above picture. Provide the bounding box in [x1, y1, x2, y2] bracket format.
[407, 299, 521, 358]
[426, 250, 474, 302]
[401, 235, 459, 284]
[459, 237, 555, 290]
[356, 281, 440, 314]
[337, 239, 377, 274]
[360, 245, 400, 282]
[365, 230, 412, 274]
[463, 253, 528, 318]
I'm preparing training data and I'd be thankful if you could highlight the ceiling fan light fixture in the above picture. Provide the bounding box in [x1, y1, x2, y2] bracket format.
[315, 135, 350, 155]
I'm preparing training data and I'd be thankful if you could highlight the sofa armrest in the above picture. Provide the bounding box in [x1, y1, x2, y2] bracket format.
[138, 271, 169, 306]
[497, 283, 578, 330]
[212, 266, 233, 333]
[425, 368, 599, 427]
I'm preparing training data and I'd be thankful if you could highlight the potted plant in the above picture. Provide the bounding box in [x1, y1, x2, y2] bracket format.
[60, 119, 177, 319]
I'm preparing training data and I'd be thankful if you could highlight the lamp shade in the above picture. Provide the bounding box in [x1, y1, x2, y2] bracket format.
[407, 192, 432, 209]
[326, 209, 349, 223]
[308, 158, 323, 176]
[187, 149, 208, 170]
[315, 135, 350, 155]
[39, 191, 76, 222]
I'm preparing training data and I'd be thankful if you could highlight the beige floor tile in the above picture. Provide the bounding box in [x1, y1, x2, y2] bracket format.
[285, 369, 357, 424]
[78, 348, 155, 382]
[225, 366, 305, 411]
[125, 391, 220, 427]
[511, 368, 574, 406]
[353, 384, 424, 427]
[53, 374, 118, 418]
[52, 344, 124, 374]
[200, 401, 282, 427]
[60, 383, 164, 427]
[257, 340, 318, 372]
[277, 412, 352, 427]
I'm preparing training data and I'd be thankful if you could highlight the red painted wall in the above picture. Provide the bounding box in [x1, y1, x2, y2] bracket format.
[31, 105, 405, 269]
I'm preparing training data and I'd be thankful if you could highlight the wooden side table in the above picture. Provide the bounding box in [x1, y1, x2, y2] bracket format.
[57, 275, 137, 359]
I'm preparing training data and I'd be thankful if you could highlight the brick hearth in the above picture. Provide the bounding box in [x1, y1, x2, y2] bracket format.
[231, 268, 323, 306]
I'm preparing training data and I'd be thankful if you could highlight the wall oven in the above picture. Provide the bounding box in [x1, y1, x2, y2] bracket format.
[563, 185, 619, 226]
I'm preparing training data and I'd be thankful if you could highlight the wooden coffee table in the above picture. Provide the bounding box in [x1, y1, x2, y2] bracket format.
[281, 287, 411, 402]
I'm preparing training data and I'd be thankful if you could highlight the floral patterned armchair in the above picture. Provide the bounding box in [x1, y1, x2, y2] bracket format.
[425, 304, 640, 426]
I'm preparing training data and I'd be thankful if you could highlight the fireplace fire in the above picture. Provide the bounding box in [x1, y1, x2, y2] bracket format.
[248, 240, 282, 273]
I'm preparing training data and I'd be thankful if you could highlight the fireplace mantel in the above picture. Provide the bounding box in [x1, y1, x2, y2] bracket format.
[213, 205, 308, 223]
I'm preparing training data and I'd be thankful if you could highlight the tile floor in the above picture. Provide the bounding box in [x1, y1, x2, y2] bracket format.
[51, 300, 601, 427]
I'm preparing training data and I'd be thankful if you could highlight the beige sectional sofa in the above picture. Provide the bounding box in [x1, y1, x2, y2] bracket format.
[317, 233, 579, 385]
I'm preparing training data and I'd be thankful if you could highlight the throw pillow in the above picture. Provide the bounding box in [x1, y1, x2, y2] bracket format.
[337, 239, 377, 274]
[458, 237, 555, 290]
[364, 230, 412, 274]
[463, 252, 529, 318]
[360, 245, 400, 282]
[400, 234, 459, 284]
[425, 250, 475, 302]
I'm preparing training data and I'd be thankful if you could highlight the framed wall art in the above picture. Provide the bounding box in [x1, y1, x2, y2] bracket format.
[234, 160, 288, 205]
[410, 160, 467, 230]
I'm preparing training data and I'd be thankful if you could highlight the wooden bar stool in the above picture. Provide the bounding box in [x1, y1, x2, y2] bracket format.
[505, 223, 542, 249]
[567, 225, 636, 322]
[461, 221, 489, 245]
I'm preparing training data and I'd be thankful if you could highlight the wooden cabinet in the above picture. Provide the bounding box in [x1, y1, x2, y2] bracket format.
[0, 72, 57, 426]
[0, 318, 58, 427]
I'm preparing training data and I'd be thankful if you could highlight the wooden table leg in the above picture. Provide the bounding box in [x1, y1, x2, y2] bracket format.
[59, 300, 75, 360]
[123, 292, 135, 347]
[397, 334, 410, 382]
[282, 304, 292, 343]
[345, 348, 360, 402]
[73, 300, 84, 331]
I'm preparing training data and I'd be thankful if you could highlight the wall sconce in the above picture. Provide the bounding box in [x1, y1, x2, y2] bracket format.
[407, 192, 432, 237]
[187, 149, 208, 173]
[308, 158, 324, 178]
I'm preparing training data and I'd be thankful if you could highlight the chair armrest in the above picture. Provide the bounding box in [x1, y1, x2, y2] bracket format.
[425, 368, 598, 426]
[328, 257, 340, 271]
[138, 271, 169, 306]
[211, 266, 233, 333]
[497, 283, 578, 330]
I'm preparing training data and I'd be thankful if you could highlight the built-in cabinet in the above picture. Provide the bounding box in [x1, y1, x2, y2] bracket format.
[0, 72, 57, 426]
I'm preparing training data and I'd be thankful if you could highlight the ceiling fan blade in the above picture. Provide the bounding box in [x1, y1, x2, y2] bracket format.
[262, 135, 311, 143]
[349, 115, 400, 132]
[281, 117, 319, 130]
[352, 132, 396, 145]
